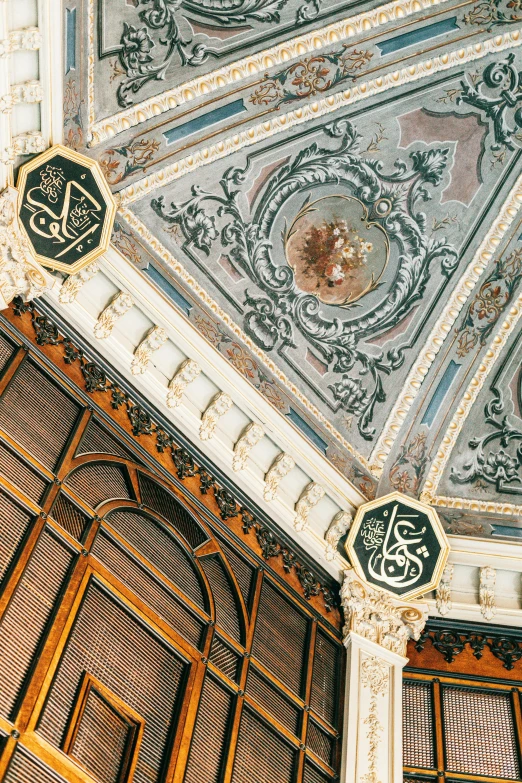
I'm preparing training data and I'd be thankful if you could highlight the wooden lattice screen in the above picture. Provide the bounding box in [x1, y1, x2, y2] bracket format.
[404, 621, 522, 783]
[0, 321, 343, 783]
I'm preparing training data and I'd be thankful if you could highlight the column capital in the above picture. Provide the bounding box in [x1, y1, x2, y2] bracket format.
[0, 187, 53, 309]
[341, 568, 428, 657]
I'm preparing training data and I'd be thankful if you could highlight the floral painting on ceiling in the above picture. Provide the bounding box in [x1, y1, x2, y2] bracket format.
[284, 195, 389, 305]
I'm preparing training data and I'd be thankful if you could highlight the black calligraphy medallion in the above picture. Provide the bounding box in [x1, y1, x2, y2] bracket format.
[17, 145, 116, 274]
[345, 492, 449, 600]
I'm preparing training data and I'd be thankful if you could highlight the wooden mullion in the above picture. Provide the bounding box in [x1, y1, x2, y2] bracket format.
[0, 433, 54, 482]
[0, 514, 46, 621]
[171, 660, 209, 783]
[510, 687, 522, 774]
[246, 567, 264, 650]
[0, 735, 18, 781]
[432, 678, 445, 778]
[16, 552, 90, 733]
[299, 618, 318, 783]
[249, 658, 305, 708]
[242, 694, 301, 747]
[127, 465, 141, 503]
[54, 407, 92, 482]
[0, 345, 26, 398]
[304, 748, 335, 777]
[96, 520, 211, 623]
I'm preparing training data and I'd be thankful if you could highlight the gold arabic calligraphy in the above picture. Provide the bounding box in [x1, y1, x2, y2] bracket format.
[23, 164, 102, 258]
[361, 503, 428, 588]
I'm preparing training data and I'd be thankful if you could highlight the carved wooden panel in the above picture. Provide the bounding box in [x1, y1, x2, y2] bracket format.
[0, 317, 343, 783]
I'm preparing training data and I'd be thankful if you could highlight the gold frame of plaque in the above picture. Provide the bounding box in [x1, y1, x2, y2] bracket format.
[16, 144, 116, 275]
[345, 491, 449, 601]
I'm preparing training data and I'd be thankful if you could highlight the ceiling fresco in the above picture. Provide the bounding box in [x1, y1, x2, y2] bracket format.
[63, 0, 522, 538]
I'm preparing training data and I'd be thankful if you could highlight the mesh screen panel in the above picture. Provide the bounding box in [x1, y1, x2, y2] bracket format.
[4, 746, 68, 783]
[0, 333, 14, 374]
[0, 489, 31, 589]
[232, 706, 296, 783]
[201, 555, 242, 643]
[219, 539, 255, 613]
[209, 634, 240, 682]
[51, 494, 89, 541]
[70, 688, 132, 783]
[0, 439, 47, 503]
[442, 686, 520, 778]
[403, 681, 435, 769]
[252, 580, 308, 696]
[0, 360, 80, 470]
[38, 581, 188, 783]
[138, 474, 208, 549]
[105, 509, 206, 609]
[65, 463, 131, 509]
[307, 720, 334, 767]
[303, 760, 333, 783]
[183, 674, 234, 783]
[310, 630, 340, 727]
[76, 419, 136, 461]
[91, 529, 204, 648]
[0, 527, 73, 718]
[246, 666, 301, 736]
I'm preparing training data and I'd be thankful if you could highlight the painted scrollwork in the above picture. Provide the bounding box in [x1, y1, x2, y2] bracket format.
[115, 0, 317, 107]
[450, 384, 522, 493]
[458, 54, 522, 150]
[152, 119, 457, 440]
[463, 0, 522, 29]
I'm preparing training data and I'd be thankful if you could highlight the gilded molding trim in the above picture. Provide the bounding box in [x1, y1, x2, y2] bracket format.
[294, 481, 325, 532]
[166, 357, 201, 408]
[131, 325, 167, 375]
[264, 452, 295, 502]
[118, 207, 374, 475]
[373, 168, 522, 475]
[435, 563, 453, 616]
[0, 187, 49, 309]
[93, 291, 134, 339]
[200, 391, 233, 440]
[58, 262, 100, 304]
[421, 294, 522, 508]
[116, 27, 522, 207]
[88, 0, 452, 146]
[360, 655, 389, 783]
[480, 565, 496, 621]
[325, 510, 352, 561]
[232, 422, 265, 472]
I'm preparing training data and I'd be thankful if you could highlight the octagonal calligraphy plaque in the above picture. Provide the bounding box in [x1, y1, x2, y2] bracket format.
[17, 145, 116, 274]
[345, 491, 449, 600]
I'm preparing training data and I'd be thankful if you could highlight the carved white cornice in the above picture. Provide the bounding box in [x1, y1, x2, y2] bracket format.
[93, 291, 134, 339]
[480, 565, 496, 621]
[0, 80, 43, 113]
[325, 510, 353, 561]
[131, 325, 167, 375]
[0, 186, 51, 309]
[341, 569, 428, 657]
[232, 422, 264, 472]
[1, 131, 46, 164]
[435, 563, 453, 617]
[0, 27, 42, 58]
[58, 262, 100, 304]
[200, 391, 233, 441]
[167, 358, 201, 408]
[264, 452, 295, 502]
[294, 481, 325, 532]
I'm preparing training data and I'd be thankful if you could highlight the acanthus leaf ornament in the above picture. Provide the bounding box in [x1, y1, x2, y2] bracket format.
[325, 510, 353, 561]
[264, 452, 295, 501]
[167, 358, 201, 408]
[152, 119, 457, 440]
[131, 325, 168, 375]
[294, 481, 325, 531]
[232, 422, 265, 471]
[199, 391, 233, 440]
[341, 569, 428, 656]
[0, 187, 51, 309]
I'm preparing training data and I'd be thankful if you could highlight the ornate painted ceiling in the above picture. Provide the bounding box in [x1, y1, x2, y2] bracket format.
[61, 0, 522, 543]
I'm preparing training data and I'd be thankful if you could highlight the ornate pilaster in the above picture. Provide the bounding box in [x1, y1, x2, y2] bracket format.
[0, 187, 52, 309]
[341, 569, 428, 783]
